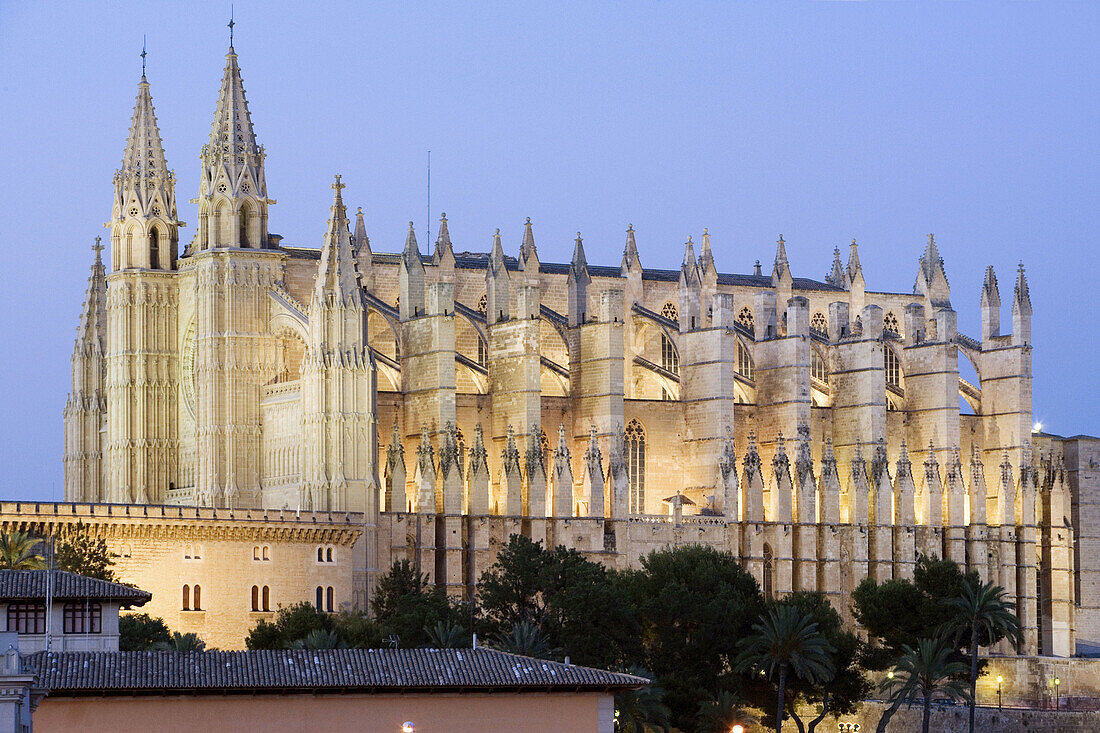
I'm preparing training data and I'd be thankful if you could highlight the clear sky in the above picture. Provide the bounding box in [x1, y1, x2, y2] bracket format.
[0, 2, 1097, 500]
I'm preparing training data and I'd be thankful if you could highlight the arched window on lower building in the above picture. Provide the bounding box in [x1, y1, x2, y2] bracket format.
[660, 333, 679, 375]
[262, 586, 270, 612]
[763, 544, 774, 599]
[251, 585, 259, 612]
[262, 546, 270, 561]
[737, 341, 754, 381]
[811, 348, 828, 384]
[317, 547, 325, 562]
[326, 547, 333, 563]
[182, 585, 190, 611]
[326, 586, 334, 613]
[626, 420, 646, 514]
[316, 586, 324, 610]
[884, 346, 902, 389]
[193, 585, 202, 611]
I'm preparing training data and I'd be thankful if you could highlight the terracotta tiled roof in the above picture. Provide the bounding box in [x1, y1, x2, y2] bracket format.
[0, 570, 150, 606]
[27, 648, 647, 695]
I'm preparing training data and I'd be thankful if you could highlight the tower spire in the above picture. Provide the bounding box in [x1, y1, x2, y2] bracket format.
[112, 70, 177, 270]
[915, 233, 951, 306]
[196, 42, 268, 250]
[141, 36, 147, 78]
[826, 246, 846, 289]
[313, 174, 361, 300]
[352, 207, 370, 257]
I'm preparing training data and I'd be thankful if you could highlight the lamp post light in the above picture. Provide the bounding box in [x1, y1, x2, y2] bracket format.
[731, 725, 745, 733]
[1054, 677, 1061, 711]
[401, 723, 415, 733]
[996, 675, 1003, 710]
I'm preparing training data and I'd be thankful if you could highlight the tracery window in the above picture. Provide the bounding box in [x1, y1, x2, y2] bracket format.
[736, 341, 754, 381]
[811, 349, 828, 384]
[810, 312, 828, 338]
[7, 603, 45, 634]
[477, 293, 487, 315]
[477, 337, 488, 367]
[738, 307, 755, 334]
[884, 347, 902, 388]
[660, 333, 679, 375]
[661, 301, 679, 324]
[626, 420, 646, 514]
[884, 312, 901, 338]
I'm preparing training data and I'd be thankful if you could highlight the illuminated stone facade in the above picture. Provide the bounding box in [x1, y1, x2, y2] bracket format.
[59, 44, 1098, 655]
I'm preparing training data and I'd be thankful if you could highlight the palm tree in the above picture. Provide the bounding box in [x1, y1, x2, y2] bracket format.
[0, 531, 46, 569]
[424, 620, 468, 649]
[880, 638, 970, 733]
[158, 632, 207, 652]
[493, 620, 553, 658]
[290, 628, 345, 649]
[615, 666, 671, 732]
[694, 689, 752, 733]
[943, 581, 1022, 733]
[735, 605, 836, 733]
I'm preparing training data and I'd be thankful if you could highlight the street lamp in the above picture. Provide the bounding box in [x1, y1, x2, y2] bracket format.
[401, 723, 415, 733]
[1054, 677, 1061, 711]
[996, 675, 1003, 710]
[731, 725, 744, 733]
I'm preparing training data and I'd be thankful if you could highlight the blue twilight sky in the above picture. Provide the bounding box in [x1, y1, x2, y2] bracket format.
[0, 2, 1097, 500]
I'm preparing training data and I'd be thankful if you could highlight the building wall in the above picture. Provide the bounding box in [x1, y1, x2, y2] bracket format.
[34, 692, 612, 733]
[0, 601, 123, 653]
[0, 503, 361, 651]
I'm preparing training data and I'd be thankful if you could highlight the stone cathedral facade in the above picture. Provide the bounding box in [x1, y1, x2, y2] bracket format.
[55, 44, 1100, 654]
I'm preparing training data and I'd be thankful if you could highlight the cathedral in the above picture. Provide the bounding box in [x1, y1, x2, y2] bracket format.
[52, 42, 1100, 655]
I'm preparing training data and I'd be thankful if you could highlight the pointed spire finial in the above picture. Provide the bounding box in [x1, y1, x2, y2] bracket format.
[754, 260, 762, 277]
[141, 36, 147, 78]
[92, 236, 104, 256]
[228, 5, 235, 48]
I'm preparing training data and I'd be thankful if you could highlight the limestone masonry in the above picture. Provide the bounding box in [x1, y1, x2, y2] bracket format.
[53, 44, 1100, 652]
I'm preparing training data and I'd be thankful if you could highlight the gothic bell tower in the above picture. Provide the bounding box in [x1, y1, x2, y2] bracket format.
[103, 66, 182, 503]
[187, 40, 281, 508]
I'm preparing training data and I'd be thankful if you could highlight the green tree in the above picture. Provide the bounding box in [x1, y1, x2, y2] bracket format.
[615, 666, 672, 733]
[53, 524, 118, 580]
[477, 534, 638, 668]
[119, 613, 171, 651]
[0, 532, 46, 569]
[334, 611, 383, 649]
[735, 605, 836, 733]
[852, 554, 977, 667]
[621, 545, 764, 731]
[245, 602, 335, 650]
[372, 559, 461, 648]
[769, 592, 869, 733]
[879, 638, 970, 733]
[942, 581, 1022, 733]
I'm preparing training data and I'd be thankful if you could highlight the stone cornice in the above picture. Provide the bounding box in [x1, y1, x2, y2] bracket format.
[0, 502, 365, 545]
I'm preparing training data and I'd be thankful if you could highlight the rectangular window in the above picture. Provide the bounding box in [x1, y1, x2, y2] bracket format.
[7, 603, 46, 634]
[63, 602, 102, 634]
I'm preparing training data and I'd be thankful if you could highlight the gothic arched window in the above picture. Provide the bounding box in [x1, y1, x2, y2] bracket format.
[239, 205, 251, 248]
[182, 585, 190, 611]
[626, 420, 646, 514]
[262, 586, 270, 612]
[763, 544, 774, 599]
[884, 312, 901, 338]
[738, 307, 755, 334]
[149, 228, 159, 269]
[251, 585, 259, 612]
[660, 333, 679, 375]
[884, 346, 902, 388]
[811, 348, 828, 384]
[810, 312, 828, 338]
[737, 341, 754, 381]
[326, 586, 334, 613]
[193, 585, 202, 611]
[315, 586, 324, 610]
[661, 301, 679, 324]
[477, 336, 488, 366]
